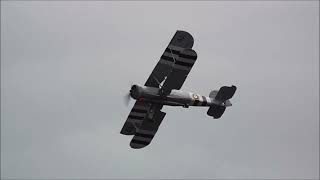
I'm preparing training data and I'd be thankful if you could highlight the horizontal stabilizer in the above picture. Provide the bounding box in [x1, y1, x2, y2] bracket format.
[215, 85, 237, 102]
[207, 105, 226, 119]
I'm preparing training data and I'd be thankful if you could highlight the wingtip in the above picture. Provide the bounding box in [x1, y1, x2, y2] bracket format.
[120, 122, 136, 135]
[171, 30, 194, 48]
[231, 85, 237, 93]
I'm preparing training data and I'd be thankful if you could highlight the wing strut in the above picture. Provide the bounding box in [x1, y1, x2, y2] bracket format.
[152, 75, 162, 88]
[153, 48, 176, 90]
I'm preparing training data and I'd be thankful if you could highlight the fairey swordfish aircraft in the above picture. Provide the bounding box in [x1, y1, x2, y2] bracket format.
[120, 30, 237, 149]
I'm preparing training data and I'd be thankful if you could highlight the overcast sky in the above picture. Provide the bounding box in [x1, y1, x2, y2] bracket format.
[1, 1, 319, 179]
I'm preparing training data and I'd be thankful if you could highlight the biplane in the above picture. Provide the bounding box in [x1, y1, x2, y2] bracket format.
[120, 30, 237, 149]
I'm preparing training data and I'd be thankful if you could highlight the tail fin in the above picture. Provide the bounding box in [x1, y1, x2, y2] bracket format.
[209, 90, 218, 99]
[207, 85, 237, 119]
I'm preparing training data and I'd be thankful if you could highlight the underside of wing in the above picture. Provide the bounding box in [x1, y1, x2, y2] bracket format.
[120, 101, 151, 135]
[121, 30, 196, 148]
[130, 108, 166, 149]
[160, 48, 197, 95]
[121, 101, 166, 149]
[144, 30, 194, 88]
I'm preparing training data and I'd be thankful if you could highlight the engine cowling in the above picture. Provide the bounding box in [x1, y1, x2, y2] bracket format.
[130, 85, 143, 100]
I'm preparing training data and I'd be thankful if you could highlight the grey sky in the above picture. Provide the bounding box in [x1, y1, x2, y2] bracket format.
[1, 1, 319, 179]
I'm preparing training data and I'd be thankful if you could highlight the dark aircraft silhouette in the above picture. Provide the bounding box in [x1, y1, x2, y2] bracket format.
[121, 30, 237, 149]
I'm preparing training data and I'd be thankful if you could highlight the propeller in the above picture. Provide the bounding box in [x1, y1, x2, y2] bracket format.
[124, 91, 131, 106]
[124, 83, 133, 106]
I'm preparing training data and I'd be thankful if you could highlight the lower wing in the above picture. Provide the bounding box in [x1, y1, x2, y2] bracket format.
[120, 101, 166, 149]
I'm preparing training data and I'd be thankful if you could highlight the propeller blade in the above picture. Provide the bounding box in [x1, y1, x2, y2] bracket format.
[124, 92, 131, 106]
[124, 82, 134, 106]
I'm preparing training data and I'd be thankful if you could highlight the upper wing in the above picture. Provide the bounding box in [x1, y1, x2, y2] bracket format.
[121, 30, 196, 148]
[160, 48, 197, 95]
[144, 30, 194, 88]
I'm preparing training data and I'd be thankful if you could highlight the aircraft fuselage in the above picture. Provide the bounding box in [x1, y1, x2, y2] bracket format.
[130, 84, 232, 107]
